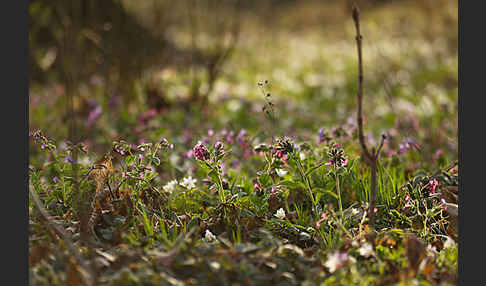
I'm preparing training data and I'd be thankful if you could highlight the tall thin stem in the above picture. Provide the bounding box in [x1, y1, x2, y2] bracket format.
[335, 166, 344, 223]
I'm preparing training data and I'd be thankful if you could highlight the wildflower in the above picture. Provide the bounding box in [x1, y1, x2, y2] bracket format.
[428, 179, 439, 194]
[122, 172, 127, 178]
[253, 183, 260, 191]
[358, 242, 374, 258]
[86, 105, 102, 127]
[275, 208, 286, 219]
[316, 213, 328, 228]
[64, 156, 71, 163]
[41, 144, 46, 150]
[237, 129, 247, 144]
[440, 198, 447, 211]
[299, 152, 306, 161]
[193, 142, 210, 161]
[209, 261, 221, 270]
[275, 168, 288, 177]
[275, 136, 294, 155]
[139, 172, 144, 178]
[208, 129, 214, 137]
[404, 195, 413, 211]
[324, 251, 348, 273]
[327, 145, 348, 167]
[443, 236, 456, 249]
[214, 141, 225, 157]
[203, 229, 217, 242]
[180, 176, 197, 189]
[433, 149, 444, 161]
[318, 128, 328, 144]
[163, 179, 178, 193]
[81, 145, 88, 154]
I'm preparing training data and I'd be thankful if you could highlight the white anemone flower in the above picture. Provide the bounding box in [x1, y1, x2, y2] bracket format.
[203, 229, 217, 242]
[180, 176, 197, 189]
[163, 179, 178, 193]
[275, 169, 288, 177]
[358, 242, 374, 258]
[275, 208, 286, 219]
[324, 251, 348, 273]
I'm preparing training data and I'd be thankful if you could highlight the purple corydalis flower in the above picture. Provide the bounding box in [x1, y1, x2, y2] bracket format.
[193, 142, 210, 161]
[139, 108, 157, 123]
[237, 129, 247, 144]
[86, 105, 102, 127]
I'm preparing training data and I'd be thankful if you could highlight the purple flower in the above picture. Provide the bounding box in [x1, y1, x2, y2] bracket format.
[193, 142, 210, 161]
[64, 156, 71, 163]
[41, 144, 46, 150]
[208, 129, 214, 137]
[86, 105, 102, 127]
[237, 129, 247, 144]
[53, 176, 59, 184]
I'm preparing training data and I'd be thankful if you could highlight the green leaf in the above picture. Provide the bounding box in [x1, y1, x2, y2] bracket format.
[150, 156, 161, 166]
[259, 173, 272, 188]
[279, 180, 305, 189]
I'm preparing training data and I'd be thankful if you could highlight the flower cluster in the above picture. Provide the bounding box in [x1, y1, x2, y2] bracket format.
[324, 251, 354, 273]
[428, 179, 439, 194]
[193, 141, 210, 161]
[326, 144, 348, 167]
[275, 136, 294, 155]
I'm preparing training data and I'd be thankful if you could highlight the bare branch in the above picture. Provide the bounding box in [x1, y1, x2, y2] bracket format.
[352, 3, 372, 162]
[375, 133, 387, 159]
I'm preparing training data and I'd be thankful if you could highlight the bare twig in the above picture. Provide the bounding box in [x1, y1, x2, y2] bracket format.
[352, 3, 372, 163]
[352, 3, 387, 228]
[29, 187, 96, 286]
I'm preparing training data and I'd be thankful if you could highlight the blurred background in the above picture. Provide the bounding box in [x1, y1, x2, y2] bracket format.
[29, 0, 458, 170]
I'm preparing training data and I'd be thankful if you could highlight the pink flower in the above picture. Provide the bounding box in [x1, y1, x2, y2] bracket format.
[193, 142, 210, 161]
[433, 149, 444, 161]
[316, 213, 328, 228]
[440, 199, 447, 211]
[253, 184, 260, 191]
[428, 179, 439, 194]
[140, 172, 144, 178]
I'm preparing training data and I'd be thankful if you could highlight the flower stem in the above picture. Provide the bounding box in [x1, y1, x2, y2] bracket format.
[335, 166, 344, 224]
[294, 154, 317, 214]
